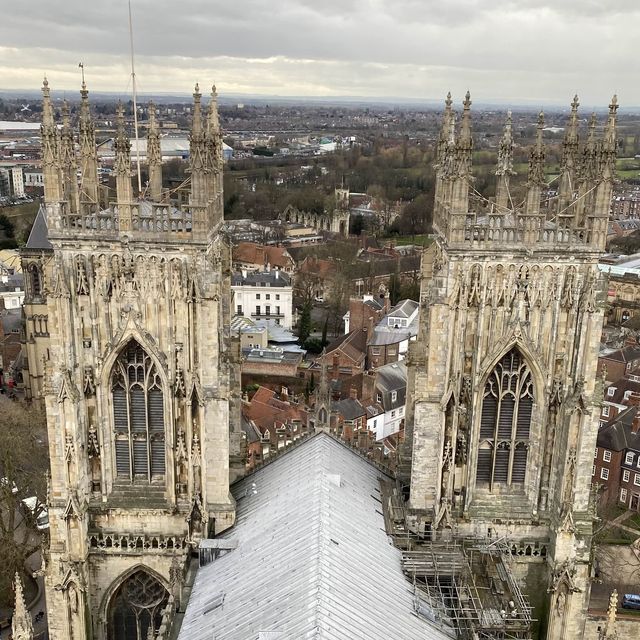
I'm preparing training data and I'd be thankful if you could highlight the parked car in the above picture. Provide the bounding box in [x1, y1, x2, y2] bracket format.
[622, 593, 640, 610]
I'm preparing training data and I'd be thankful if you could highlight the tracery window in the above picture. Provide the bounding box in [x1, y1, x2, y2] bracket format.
[476, 348, 533, 490]
[107, 570, 169, 640]
[111, 341, 165, 481]
[28, 263, 42, 298]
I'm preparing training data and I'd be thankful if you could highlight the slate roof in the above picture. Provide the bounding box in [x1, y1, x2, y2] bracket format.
[387, 299, 418, 319]
[597, 406, 640, 452]
[332, 397, 366, 421]
[24, 206, 53, 251]
[177, 433, 450, 640]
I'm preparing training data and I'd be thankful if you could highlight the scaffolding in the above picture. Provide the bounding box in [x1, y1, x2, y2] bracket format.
[381, 480, 535, 640]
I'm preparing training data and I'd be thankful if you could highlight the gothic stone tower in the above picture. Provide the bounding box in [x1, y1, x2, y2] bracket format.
[38, 79, 241, 640]
[406, 93, 618, 639]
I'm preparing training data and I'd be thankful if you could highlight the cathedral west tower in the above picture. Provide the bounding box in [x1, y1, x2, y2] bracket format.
[406, 93, 618, 639]
[37, 79, 241, 640]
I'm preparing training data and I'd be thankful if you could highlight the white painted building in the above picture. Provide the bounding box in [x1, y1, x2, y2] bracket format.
[0, 165, 25, 198]
[231, 269, 294, 330]
[0, 273, 24, 309]
[372, 361, 407, 440]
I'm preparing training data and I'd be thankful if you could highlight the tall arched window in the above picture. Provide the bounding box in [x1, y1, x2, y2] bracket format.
[107, 570, 169, 640]
[28, 263, 42, 299]
[111, 341, 165, 481]
[476, 348, 533, 491]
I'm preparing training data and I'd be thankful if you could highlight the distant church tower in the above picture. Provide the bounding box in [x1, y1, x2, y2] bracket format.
[38, 79, 242, 640]
[406, 92, 618, 639]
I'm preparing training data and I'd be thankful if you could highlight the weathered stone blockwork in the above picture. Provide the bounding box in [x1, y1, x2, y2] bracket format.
[37, 80, 240, 640]
[406, 93, 619, 639]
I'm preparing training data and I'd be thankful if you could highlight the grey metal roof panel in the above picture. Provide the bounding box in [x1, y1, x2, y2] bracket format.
[24, 205, 52, 250]
[178, 433, 450, 640]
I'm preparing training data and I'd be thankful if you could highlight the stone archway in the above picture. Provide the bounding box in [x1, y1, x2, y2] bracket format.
[107, 569, 169, 640]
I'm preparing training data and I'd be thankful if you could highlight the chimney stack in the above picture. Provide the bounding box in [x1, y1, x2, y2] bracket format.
[632, 410, 640, 434]
[628, 392, 640, 407]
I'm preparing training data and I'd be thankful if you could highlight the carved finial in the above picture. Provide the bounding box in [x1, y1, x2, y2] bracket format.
[571, 94, 579, 112]
[445, 91, 452, 108]
[496, 110, 514, 177]
[194, 83, 201, 98]
[62, 99, 70, 126]
[12, 572, 33, 640]
[609, 94, 618, 114]
[42, 76, 50, 95]
[457, 91, 473, 155]
[212, 83, 217, 97]
[116, 101, 125, 131]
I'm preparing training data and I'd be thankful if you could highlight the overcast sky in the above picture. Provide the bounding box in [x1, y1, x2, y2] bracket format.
[0, 0, 635, 105]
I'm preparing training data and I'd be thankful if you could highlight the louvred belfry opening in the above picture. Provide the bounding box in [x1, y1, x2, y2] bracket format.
[476, 348, 532, 491]
[112, 340, 166, 482]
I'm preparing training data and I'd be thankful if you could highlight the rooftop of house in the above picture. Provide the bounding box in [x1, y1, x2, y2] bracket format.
[332, 397, 367, 421]
[376, 361, 408, 392]
[604, 376, 640, 406]
[243, 386, 307, 435]
[242, 347, 303, 365]
[320, 329, 368, 366]
[232, 241, 293, 269]
[231, 269, 291, 288]
[177, 432, 451, 640]
[386, 298, 419, 320]
[0, 307, 22, 334]
[598, 406, 640, 453]
[599, 344, 640, 364]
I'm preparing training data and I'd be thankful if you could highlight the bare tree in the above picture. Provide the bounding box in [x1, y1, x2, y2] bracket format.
[0, 399, 48, 608]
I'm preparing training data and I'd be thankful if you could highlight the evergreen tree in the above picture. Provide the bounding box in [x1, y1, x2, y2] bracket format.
[298, 303, 312, 344]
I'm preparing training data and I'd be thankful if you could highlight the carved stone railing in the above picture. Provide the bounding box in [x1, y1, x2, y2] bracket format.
[509, 540, 548, 559]
[88, 532, 189, 553]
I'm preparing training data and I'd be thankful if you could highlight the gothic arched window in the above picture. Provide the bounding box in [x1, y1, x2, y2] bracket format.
[107, 570, 169, 640]
[476, 348, 533, 491]
[28, 263, 42, 299]
[111, 341, 165, 481]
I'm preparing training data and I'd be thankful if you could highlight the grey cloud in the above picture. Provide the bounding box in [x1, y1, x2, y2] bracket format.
[0, 0, 634, 102]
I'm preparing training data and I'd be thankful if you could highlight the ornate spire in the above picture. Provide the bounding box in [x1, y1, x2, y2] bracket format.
[525, 111, 546, 217]
[78, 79, 99, 204]
[314, 349, 331, 431]
[458, 91, 473, 150]
[41, 77, 62, 203]
[59, 100, 79, 215]
[205, 84, 224, 224]
[557, 95, 580, 216]
[601, 94, 618, 178]
[146, 101, 163, 202]
[436, 91, 454, 164]
[12, 572, 33, 640]
[114, 102, 133, 204]
[455, 91, 473, 177]
[189, 83, 208, 205]
[600, 590, 618, 639]
[495, 110, 515, 211]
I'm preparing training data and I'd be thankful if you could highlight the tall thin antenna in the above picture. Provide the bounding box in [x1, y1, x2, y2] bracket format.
[128, 0, 143, 195]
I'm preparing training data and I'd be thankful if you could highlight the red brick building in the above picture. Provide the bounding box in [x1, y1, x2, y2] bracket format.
[594, 400, 640, 511]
